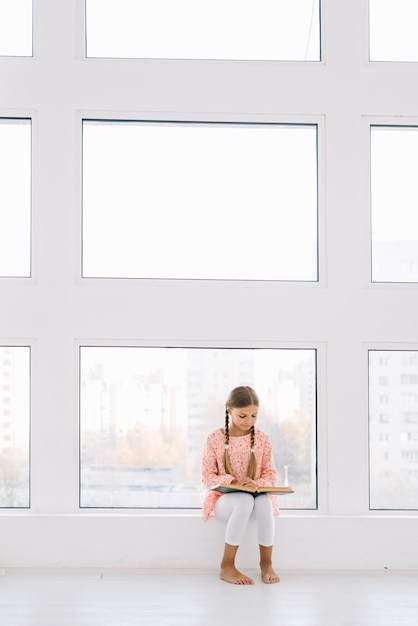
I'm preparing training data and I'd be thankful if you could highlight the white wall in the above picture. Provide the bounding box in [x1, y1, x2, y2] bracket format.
[1, 0, 418, 569]
[1, 514, 418, 570]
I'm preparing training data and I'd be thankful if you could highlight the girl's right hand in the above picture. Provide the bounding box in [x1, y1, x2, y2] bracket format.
[236, 477, 258, 488]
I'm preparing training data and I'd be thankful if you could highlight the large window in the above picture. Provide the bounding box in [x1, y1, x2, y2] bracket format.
[82, 121, 318, 281]
[3, 0, 418, 572]
[370, 126, 418, 283]
[369, 350, 418, 510]
[0, 119, 31, 278]
[0, 346, 30, 508]
[80, 346, 317, 509]
[0, 0, 32, 57]
[369, 0, 418, 62]
[85, 0, 321, 61]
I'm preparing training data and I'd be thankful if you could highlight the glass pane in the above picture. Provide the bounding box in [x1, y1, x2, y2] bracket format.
[371, 127, 418, 283]
[82, 121, 318, 281]
[0, 119, 31, 277]
[369, 350, 418, 509]
[0, 346, 30, 508]
[85, 0, 320, 61]
[369, 0, 418, 62]
[80, 346, 317, 509]
[0, 0, 32, 57]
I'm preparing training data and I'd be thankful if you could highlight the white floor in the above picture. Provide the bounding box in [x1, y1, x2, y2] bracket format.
[1, 568, 418, 626]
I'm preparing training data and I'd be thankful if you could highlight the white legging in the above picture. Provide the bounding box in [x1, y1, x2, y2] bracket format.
[214, 492, 275, 547]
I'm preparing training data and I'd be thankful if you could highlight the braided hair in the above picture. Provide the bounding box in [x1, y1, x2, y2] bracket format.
[224, 386, 258, 479]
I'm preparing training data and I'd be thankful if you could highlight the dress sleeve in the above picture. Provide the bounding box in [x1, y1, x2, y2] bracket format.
[201, 433, 235, 490]
[255, 434, 277, 486]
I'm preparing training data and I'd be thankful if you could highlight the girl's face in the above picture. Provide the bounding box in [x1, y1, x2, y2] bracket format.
[227, 404, 258, 436]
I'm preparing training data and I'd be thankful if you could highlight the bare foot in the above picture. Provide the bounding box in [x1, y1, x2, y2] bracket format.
[220, 565, 255, 585]
[260, 564, 280, 584]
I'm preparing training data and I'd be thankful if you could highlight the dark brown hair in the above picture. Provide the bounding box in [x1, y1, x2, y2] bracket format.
[224, 386, 259, 479]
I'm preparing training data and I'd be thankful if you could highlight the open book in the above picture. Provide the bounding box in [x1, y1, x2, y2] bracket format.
[211, 483, 294, 496]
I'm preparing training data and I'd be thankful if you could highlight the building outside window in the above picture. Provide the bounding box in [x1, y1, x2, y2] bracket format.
[80, 346, 317, 509]
[369, 350, 418, 510]
[0, 346, 30, 508]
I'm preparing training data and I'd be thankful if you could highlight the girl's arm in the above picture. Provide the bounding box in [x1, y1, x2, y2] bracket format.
[255, 435, 277, 486]
[201, 437, 235, 489]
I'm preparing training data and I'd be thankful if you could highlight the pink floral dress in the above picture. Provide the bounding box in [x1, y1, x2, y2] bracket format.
[201, 427, 279, 520]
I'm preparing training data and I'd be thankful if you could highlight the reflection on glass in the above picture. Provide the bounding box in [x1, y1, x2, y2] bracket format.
[0, 119, 31, 277]
[371, 126, 418, 283]
[83, 121, 318, 281]
[86, 0, 320, 61]
[80, 347, 317, 509]
[369, 350, 418, 510]
[0, 0, 32, 57]
[0, 346, 30, 508]
[369, 0, 418, 62]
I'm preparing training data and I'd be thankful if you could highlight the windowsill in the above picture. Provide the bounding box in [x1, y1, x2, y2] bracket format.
[1, 509, 418, 519]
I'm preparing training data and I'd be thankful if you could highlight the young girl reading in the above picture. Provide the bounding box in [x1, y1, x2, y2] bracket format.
[201, 385, 280, 585]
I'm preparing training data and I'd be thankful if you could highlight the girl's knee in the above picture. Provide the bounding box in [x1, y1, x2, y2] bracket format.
[254, 494, 273, 514]
[236, 493, 256, 514]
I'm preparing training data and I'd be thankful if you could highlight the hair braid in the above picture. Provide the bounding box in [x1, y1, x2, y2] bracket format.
[247, 424, 257, 479]
[224, 409, 233, 475]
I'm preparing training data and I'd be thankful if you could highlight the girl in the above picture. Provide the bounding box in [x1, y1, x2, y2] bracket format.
[201, 385, 280, 585]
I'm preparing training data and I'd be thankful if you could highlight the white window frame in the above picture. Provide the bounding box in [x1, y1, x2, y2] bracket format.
[77, 340, 323, 512]
[80, 116, 322, 283]
[0, 0, 33, 58]
[367, 343, 418, 514]
[0, 115, 33, 279]
[83, 0, 323, 62]
[366, 117, 418, 287]
[0, 340, 32, 509]
[77, 111, 326, 287]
